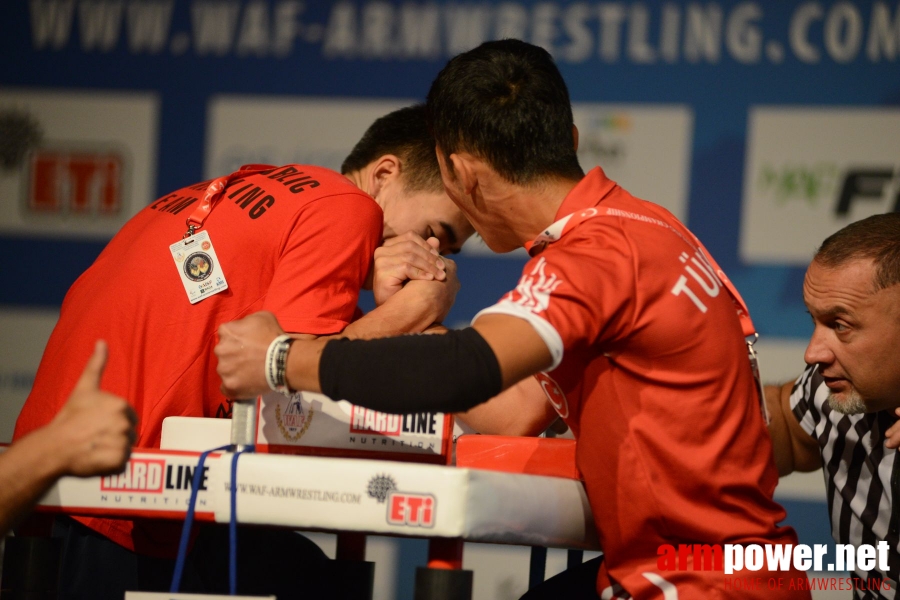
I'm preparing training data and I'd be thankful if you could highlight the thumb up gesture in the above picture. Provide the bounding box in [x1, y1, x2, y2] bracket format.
[48, 341, 138, 477]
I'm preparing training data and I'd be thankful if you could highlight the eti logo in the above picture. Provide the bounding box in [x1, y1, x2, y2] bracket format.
[387, 492, 436, 528]
[28, 150, 123, 214]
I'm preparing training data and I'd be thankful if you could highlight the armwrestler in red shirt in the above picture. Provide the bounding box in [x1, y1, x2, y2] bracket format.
[217, 42, 810, 600]
[14, 104, 474, 598]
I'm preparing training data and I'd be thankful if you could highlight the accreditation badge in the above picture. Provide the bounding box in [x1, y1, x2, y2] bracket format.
[169, 230, 229, 304]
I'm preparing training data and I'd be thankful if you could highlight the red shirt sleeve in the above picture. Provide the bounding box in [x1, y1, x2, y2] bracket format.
[476, 223, 636, 368]
[264, 191, 382, 335]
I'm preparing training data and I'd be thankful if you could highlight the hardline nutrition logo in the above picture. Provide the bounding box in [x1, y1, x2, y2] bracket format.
[351, 406, 402, 436]
[97, 457, 212, 510]
[350, 406, 440, 437]
[100, 458, 165, 493]
[658, 542, 893, 593]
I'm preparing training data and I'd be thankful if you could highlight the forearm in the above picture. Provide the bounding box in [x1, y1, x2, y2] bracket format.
[0, 429, 68, 535]
[765, 383, 796, 477]
[286, 328, 503, 415]
[766, 380, 822, 476]
[341, 283, 447, 341]
[456, 377, 558, 436]
[219, 313, 547, 413]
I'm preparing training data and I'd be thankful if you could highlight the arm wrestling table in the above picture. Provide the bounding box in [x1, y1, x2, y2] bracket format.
[29, 417, 599, 599]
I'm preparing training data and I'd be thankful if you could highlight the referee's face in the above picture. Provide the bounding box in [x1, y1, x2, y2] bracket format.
[803, 258, 900, 414]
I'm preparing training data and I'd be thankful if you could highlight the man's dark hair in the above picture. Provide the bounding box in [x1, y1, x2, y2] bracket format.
[426, 39, 584, 185]
[341, 104, 442, 193]
[815, 212, 900, 291]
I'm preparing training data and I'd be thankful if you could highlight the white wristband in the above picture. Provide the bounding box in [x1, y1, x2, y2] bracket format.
[265, 334, 294, 396]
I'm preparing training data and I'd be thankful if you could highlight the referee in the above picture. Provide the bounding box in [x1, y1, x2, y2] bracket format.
[767, 212, 900, 598]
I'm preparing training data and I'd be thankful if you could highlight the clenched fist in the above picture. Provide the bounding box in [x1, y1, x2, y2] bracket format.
[216, 311, 286, 399]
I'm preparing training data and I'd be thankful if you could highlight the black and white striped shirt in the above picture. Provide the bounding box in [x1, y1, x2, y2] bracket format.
[791, 364, 900, 599]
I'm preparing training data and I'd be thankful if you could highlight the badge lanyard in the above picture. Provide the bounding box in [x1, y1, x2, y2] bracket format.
[528, 205, 770, 423]
[169, 165, 272, 305]
[182, 165, 273, 238]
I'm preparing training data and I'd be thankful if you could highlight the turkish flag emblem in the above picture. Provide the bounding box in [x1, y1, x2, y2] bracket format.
[535, 372, 569, 419]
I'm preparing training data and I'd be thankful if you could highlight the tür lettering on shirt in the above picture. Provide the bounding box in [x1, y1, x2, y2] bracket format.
[670, 250, 722, 313]
[164, 464, 209, 491]
[149, 194, 199, 215]
[266, 166, 321, 193]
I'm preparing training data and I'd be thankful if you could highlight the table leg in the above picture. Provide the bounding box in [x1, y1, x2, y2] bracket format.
[336, 532, 367, 562]
[528, 546, 547, 589]
[414, 538, 472, 600]
[567, 549, 584, 570]
[334, 533, 374, 600]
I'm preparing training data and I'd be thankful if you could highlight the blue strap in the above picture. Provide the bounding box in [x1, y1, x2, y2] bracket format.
[229, 446, 254, 595]
[169, 444, 230, 594]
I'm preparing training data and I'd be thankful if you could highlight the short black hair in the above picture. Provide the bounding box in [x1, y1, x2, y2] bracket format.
[426, 39, 584, 185]
[815, 212, 900, 291]
[341, 104, 442, 193]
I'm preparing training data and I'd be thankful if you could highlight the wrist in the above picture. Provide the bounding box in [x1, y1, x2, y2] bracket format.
[265, 334, 295, 396]
[17, 425, 70, 480]
[388, 283, 444, 329]
[284, 338, 326, 394]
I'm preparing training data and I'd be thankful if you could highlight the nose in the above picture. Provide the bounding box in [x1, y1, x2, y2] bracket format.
[804, 326, 834, 367]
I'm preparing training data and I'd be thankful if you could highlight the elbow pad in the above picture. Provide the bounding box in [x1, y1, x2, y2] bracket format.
[318, 328, 502, 414]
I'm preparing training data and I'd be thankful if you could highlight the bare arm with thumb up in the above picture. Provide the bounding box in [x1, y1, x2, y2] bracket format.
[0, 341, 137, 536]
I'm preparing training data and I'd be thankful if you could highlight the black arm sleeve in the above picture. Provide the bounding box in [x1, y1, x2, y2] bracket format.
[318, 327, 503, 414]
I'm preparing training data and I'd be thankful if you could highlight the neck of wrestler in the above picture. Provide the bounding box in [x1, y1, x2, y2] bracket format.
[344, 165, 385, 291]
[344, 166, 391, 239]
[454, 153, 578, 252]
[344, 168, 367, 193]
[344, 162, 384, 210]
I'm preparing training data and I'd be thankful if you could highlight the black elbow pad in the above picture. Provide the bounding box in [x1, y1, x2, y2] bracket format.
[319, 328, 502, 414]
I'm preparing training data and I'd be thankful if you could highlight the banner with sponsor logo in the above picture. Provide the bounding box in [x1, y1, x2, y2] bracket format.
[741, 107, 900, 265]
[0, 90, 158, 239]
[255, 391, 454, 464]
[36, 449, 223, 520]
[21, 446, 599, 550]
[1, 0, 897, 342]
[2, 1, 897, 338]
[213, 451, 599, 547]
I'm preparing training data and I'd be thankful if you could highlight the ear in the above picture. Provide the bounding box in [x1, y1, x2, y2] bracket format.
[572, 124, 580, 153]
[448, 152, 479, 197]
[367, 154, 402, 198]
